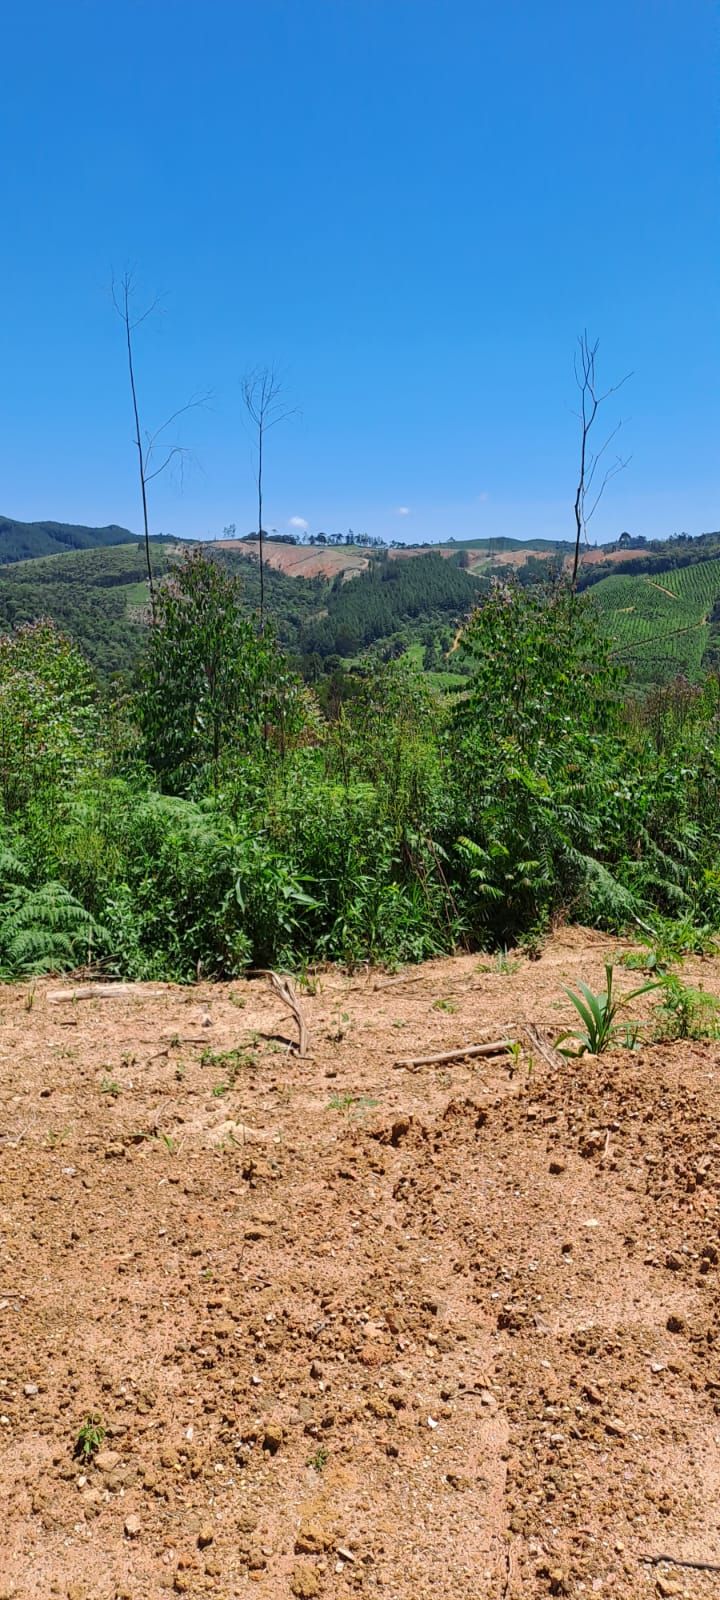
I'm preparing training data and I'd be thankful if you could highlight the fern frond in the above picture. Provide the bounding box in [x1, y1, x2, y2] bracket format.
[0, 882, 101, 977]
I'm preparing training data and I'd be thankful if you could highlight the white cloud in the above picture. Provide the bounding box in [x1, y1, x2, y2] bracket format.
[395, 505, 411, 517]
[289, 515, 308, 531]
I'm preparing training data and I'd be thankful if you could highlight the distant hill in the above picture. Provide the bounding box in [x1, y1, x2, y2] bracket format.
[0, 516, 138, 565]
[0, 543, 169, 676]
[431, 536, 576, 553]
[6, 515, 720, 689]
[0, 540, 326, 678]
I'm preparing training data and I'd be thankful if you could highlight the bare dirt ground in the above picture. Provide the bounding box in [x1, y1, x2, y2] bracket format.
[208, 542, 370, 582]
[1, 929, 720, 1600]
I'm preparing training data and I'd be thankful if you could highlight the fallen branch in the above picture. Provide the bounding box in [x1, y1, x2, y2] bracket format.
[394, 1039, 512, 1070]
[639, 1554, 720, 1574]
[136, 1036, 209, 1046]
[48, 984, 166, 1003]
[373, 972, 428, 993]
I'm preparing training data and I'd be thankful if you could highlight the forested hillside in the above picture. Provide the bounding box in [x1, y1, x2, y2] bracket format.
[0, 544, 172, 677]
[0, 541, 481, 680]
[0, 516, 137, 564]
[0, 541, 328, 677]
[7, 520, 720, 691]
[301, 552, 481, 657]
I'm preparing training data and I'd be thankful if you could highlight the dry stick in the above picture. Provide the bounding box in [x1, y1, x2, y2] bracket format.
[255, 970, 311, 1057]
[47, 984, 168, 1003]
[373, 971, 429, 992]
[394, 1039, 512, 1071]
[136, 1036, 209, 1045]
[519, 1022, 565, 1071]
[639, 1555, 720, 1574]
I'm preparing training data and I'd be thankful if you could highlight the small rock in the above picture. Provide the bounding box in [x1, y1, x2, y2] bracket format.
[94, 1449, 120, 1474]
[666, 1314, 686, 1334]
[262, 1421, 284, 1455]
[295, 1520, 331, 1555]
[604, 1417, 626, 1437]
[124, 1514, 141, 1539]
[23, 1383, 39, 1398]
[446, 1472, 472, 1491]
[197, 1524, 214, 1549]
[656, 1579, 681, 1598]
[310, 1360, 323, 1380]
[290, 1567, 320, 1599]
[665, 1252, 683, 1272]
[549, 1160, 566, 1176]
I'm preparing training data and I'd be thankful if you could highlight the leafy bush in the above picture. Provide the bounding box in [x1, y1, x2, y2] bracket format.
[4, 578, 720, 981]
[653, 974, 719, 1041]
[137, 551, 310, 794]
[0, 620, 99, 814]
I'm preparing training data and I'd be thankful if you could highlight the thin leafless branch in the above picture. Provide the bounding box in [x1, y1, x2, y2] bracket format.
[143, 445, 189, 485]
[571, 331, 633, 589]
[112, 271, 208, 618]
[241, 366, 296, 627]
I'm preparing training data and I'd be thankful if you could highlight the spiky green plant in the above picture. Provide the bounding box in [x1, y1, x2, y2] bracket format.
[557, 964, 658, 1056]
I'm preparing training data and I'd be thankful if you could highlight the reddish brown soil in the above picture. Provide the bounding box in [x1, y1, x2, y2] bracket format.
[2, 930, 720, 1599]
[208, 542, 370, 581]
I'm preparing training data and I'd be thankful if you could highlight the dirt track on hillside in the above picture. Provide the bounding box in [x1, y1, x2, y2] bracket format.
[1, 930, 720, 1599]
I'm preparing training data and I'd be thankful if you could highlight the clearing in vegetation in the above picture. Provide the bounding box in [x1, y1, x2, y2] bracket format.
[3, 551, 720, 1598]
[3, 932, 720, 1598]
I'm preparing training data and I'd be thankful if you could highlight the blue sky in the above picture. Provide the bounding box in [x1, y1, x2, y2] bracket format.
[1, 0, 717, 545]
